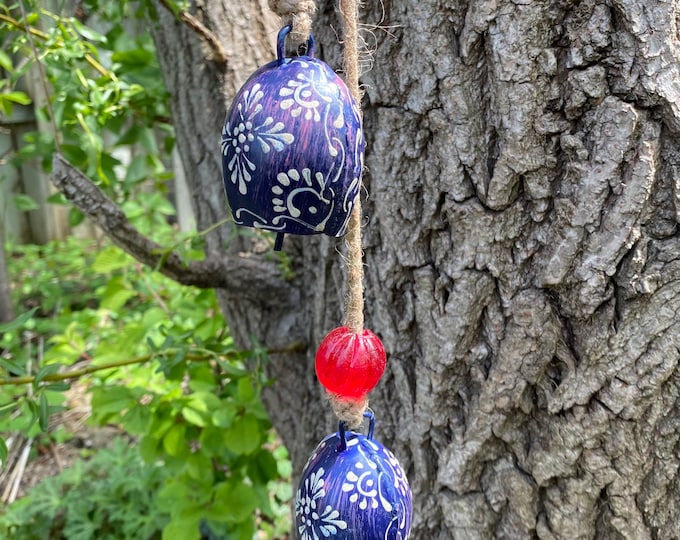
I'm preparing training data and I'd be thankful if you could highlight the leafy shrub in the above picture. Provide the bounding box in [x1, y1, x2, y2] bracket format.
[0, 438, 170, 540]
[1, 236, 292, 539]
[1, 2, 293, 537]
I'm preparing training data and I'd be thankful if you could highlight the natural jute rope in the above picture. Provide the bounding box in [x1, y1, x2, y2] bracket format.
[268, 0, 317, 43]
[330, 0, 367, 428]
[339, 0, 364, 336]
[269, 0, 367, 428]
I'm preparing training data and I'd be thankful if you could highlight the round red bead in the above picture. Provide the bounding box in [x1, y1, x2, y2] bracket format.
[315, 326, 386, 399]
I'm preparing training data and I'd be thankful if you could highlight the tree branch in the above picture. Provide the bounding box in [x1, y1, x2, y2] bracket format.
[51, 153, 232, 289]
[0, 342, 306, 386]
[0, 12, 110, 78]
[156, 0, 228, 65]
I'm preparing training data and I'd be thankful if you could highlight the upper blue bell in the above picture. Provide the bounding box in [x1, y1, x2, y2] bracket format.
[295, 413, 412, 539]
[221, 25, 364, 249]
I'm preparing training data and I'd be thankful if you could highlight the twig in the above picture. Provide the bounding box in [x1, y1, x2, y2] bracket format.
[0, 436, 17, 486]
[6, 438, 32, 503]
[0, 351, 210, 387]
[51, 154, 295, 293]
[0, 12, 111, 78]
[51, 154, 229, 289]
[49, 442, 63, 473]
[0, 341, 306, 387]
[156, 0, 228, 65]
[51, 155, 298, 306]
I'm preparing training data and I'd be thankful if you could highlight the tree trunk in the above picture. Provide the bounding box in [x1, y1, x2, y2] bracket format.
[151, 0, 680, 537]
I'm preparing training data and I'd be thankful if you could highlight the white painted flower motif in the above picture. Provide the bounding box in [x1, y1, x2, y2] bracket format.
[271, 168, 336, 231]
[341, 460, 380, 510]
[221, 83, 294, 195]
[344, 437, 407, 515]
[279, 70, 336, 121]
[296, 466, 348, 540]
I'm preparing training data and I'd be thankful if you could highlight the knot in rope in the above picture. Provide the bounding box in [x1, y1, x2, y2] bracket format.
[268, 0, 317, 43]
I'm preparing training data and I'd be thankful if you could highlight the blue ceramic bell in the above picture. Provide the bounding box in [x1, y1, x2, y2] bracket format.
[295, 411, 412, 539]
[221, 25, 364, 251]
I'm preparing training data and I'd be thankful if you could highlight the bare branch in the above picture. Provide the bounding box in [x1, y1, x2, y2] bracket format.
[51, 153, 231, 289]
[156, 0, 228, 65]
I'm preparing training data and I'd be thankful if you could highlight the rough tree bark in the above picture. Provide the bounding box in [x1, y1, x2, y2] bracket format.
[148, 0, 680, 538]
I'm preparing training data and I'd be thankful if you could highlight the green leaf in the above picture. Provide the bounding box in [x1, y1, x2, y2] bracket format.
[162, 423, 186, 457]
[0, 97, 12, 117]
[90, 386, 135, 417]
[0, 401, 17, 419]
[0, 357, 26, 376]
[124, 154, 148, 184]
[185, 452, 213, 483]
[122, 405, 151, 434]
[162, 519, 200, 540]
[71, 19, 107, 43]
[25, 397, 39, 431]
[223, 414, 260, 455]
[248, 449, 279, 485]
[211, 402, 236, 428]
[212, 482, 259, 523]
[39, 393, 49, 431]
[158, 350, 186, 381]
[0, 438, 7, 465]
[139, 434, 160, 462]
[34, 363, 62, 385]
[198, 426, 226, 457]
[181, 406, 206, 427]
[68, 207, 85, 227]
[112, 48, 153, 66]
[46, 192, 68, 205]
[3, 91, 32, 105]
[0, 308, 38, 334]
[60, 143, 88, 165]
[91, 246, 131, 273]
[46, 382, 71, 392]
[99, 277, 137, 311]
[13, 194, 39, 212]
[142, 307, 167, 327]
[236, 377, 256, 404]
[230, 519, 256, 540]
[0, 50, 12, 72]
[188, 392, 222, 413]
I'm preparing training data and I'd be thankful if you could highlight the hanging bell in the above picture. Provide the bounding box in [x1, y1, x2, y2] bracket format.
[295, 411, 412, 539]
[221, 25, 364, 251]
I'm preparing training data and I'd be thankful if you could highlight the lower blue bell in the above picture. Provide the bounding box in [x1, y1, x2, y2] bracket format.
[295, 411, 412, 539]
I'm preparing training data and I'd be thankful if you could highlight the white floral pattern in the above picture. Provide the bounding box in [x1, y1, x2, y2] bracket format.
[270, 167, 337, 231]
[221, 83, 294, 195]
[296, 466, 348, 540]
[342, 460, 380, 510]
[221, 57, 364, 240]
[342, 437, 400, 514]
[383, 446, 410, 500]
[296, 431, 412, 539]
[279, 64, 336, 122]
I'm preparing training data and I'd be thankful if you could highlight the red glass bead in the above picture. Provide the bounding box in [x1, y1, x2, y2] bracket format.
[315, 326, 386, 399]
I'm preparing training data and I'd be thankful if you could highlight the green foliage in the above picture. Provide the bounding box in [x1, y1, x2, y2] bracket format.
[2, 236, 292, 538]
[2, 239, 292, 538]
[0, 438, 170, 539]
[1, 0, 173, 199]
[1, 3, 293, 537]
